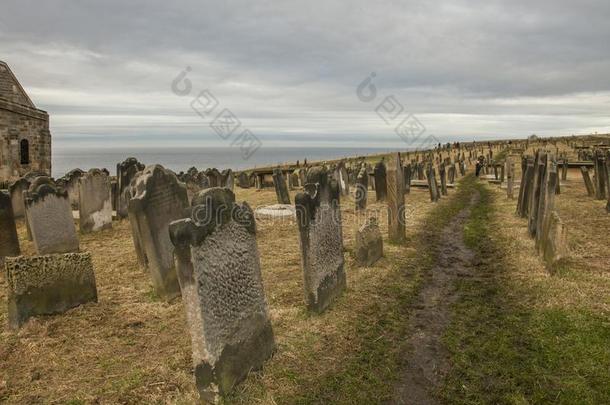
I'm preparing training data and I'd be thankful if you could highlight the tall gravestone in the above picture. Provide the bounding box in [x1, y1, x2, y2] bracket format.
[0, 190, 20, 265]
[272, 168, 291, 204]
[78, 169, 113, 234]
[116, 157, 145, 219]
[169, 188, 275, 402]
[580, 167, 595, 197]
[221, 169, 234, 192]
[128, 165, 188, 300]
[527, 152, 546, 237]
[386, 153, 406, 243]
[439, 163, 448, 196]
[24, 178, 80, 255]
[403, 163, 412, 195]
[374, 161, 387, 201]
[5, 253, 97, 329]
[9, 177, 30, 218]
[427, 164, 440, 202]
[295, 166, 346, 313]
[125, 172, 148, 269]
[517, 157, 534, 217]
[355, 167, 368, 211]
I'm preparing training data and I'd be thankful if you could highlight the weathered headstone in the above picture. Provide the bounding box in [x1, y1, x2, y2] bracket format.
[1, 190, 20, 265]
[205, 168, 222, 187]
[403, 163, 412, 194]
[593, 150, 607, 200]
[237, 171, 251, 188]
[527, 152, 546, 236]
[116, 157, 145, 218]
[535, 154, 557, 251]
[355, 167, 368, 211]
[58, 168, 84, 209]
[128, 165, 188, 300]
[9, 177, 30, 218]
[542, 211, 568, 265]
[295, 166, 346, 313]
[374, 161, 387, 201]
[169, 188, 275, 401]
[221, 169, 234, 191]
[78, 169, 112, 234]
[24, 179, 80, 255]
[5, 253, 97, 329]
[354, 217, 383, 266]
[427, 165, 440, 202]
[272, 168, 291, 204]
[506, 157, 514, 199]
[386, 153, 406, 243]
[439, 163, 448, 196]
[517, 157, 534, 217]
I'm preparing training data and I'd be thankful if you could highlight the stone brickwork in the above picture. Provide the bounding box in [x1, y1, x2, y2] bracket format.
[0, 61, 52, 182]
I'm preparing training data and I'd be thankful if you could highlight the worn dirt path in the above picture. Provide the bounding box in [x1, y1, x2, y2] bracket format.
[392, 192, 480, 404]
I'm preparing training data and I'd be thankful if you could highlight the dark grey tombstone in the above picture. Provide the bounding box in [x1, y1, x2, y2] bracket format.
[581, 166, 595, 197]
[387, 153, 406, 243]
[527, 152, 547, 237]
[272, 168, 291, 204]
[128, 165, 188, 300]
[295, 166, 346, 313]
[374, 161, 387, 201]
[238, 171, 251, 188]
[439, 163, 448, 196]
[169, 188, 275, 402]
[1, 190, 20, 265]
[116, 157, 145, 219]
[6, 253, 97, 329]
[355, 167, 368, 211]
[403, 163, 412, 194]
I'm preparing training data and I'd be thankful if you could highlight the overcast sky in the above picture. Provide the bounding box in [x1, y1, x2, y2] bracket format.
[1, 0, 610, 149]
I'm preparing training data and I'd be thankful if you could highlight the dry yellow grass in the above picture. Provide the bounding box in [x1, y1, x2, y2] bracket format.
[1, 183, 444, 404]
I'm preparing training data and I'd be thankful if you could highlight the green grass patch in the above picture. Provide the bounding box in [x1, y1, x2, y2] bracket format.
[441, 181, 610, 405]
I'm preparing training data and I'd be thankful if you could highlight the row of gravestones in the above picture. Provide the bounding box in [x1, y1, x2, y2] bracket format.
[516, 151, 568, 266]
[122, 161, 392, 400]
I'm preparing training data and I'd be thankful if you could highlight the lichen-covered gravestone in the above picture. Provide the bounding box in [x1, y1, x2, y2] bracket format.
[295, 166, 346, 313]
[78, 169, 112, 233]
[355, 166, 368, 211]
[24, 179, 80, 255]
[128, 165, 188, 300]
[5, 253, 97, 329]
[354, 217, 383, 266]
[169, 188, 275, 402]
[1, 190, 20, 265]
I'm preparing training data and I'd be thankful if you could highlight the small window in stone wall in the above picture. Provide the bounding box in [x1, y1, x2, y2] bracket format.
[20, 139, 30, 165]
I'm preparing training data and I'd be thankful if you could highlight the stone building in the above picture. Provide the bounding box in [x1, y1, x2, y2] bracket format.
[0, 61, 51, 183]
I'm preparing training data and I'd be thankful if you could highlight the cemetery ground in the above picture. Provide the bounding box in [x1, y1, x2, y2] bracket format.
[2, 171, 610, 403]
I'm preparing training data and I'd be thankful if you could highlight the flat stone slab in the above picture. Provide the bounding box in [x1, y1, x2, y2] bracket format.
[5, 252, 97, 329]
[255, 204, 296, 218]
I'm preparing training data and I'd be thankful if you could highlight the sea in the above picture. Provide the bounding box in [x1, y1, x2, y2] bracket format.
[51, 146, 398, 178]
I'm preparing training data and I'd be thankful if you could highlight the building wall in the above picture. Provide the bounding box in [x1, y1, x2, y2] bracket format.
[0, 62, 51, 183]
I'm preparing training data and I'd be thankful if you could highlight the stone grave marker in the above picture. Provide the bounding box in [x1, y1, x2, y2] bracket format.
[24, 179, 79, 255]
[116, 157, 145, 218]
[355, 167, 368, 211]
[6, 253, 97, 329]
[374, 161, 387, 201]
[128, 165, 188, 300]
[387, 153, 406, 243]
[354, 217, 383, 266]
[9, 177, 30, 218]
[272, 168, 291, 204]
[78, 169, 112, 234]
[295, 166, 346, 313]
[169, 188, 275, 401]
[1, 190, 20, 265]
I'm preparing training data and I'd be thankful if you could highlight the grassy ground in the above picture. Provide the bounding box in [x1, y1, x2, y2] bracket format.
[441, 167, 610, 404]
[1, 175, 467, 404]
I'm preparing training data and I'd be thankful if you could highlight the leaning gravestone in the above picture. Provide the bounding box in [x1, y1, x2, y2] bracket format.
[78, 169, 113, 234]
[116, 157, 145, 218]
[295, 166, 346, 313]
[169, 188, 275, 402]
[24, 179, 80, 255]
[5, 252, 97, 329]
[128, 165, 188, 300]
[1, 190, 20, 265]
[221, 169, 234, 192]
[272, 168, 291, 204]
[125, 172, 147, 269]
[374, 161, 387, 201]
[9, 177, 30, 218]
[354, 217, 383, 266]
